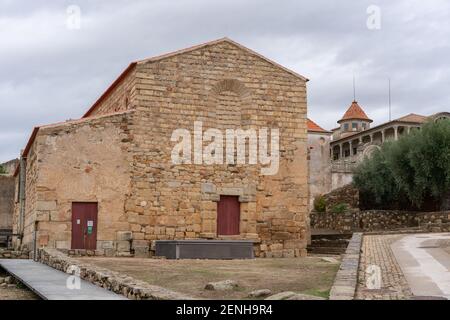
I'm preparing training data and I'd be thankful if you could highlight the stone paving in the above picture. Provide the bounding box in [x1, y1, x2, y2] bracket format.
[356, 234, 413, 300]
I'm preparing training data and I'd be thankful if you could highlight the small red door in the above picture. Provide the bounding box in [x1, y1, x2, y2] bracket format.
[217, 196, 240, 236]
[71, 202, 98, 250]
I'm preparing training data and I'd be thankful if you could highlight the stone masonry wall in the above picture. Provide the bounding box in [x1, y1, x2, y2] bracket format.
[311, 210, 450, 233]
[88, 67, 138, 117]
[22, 143, 38, 248]
[15, 40, 309, 258]
[126, 40, 309, 258]
[17, 111, 134, 253]
[307, 132, 332, 210]
[0, 248, 30, 259]
[0, 176, 14, 230]
[321, 184, 359, 212]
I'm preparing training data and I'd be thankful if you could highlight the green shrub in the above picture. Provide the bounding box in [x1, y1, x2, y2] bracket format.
[330, 203, 348, 214]
[313, 195, 327, 213]
[0, 165, 6, 174]
[354, 119, 450, 210]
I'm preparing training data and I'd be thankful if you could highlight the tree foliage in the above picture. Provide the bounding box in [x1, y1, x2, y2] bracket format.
[353, 119, 450, 210]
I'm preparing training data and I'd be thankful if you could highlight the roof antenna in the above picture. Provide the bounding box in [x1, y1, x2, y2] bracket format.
[353, 74, 356, 102]
[388, 77, 392, 121]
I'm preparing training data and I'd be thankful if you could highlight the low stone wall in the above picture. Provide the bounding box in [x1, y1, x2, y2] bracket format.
[37, 248, 193, 300]
[329, 233, 362, 300]
[0, 248, 30, 259]
[323, 184, 359, 212]
[311, 210, 450, 233]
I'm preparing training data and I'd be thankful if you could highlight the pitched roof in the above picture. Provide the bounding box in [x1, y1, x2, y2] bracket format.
[137, 37, 309, 82]
[18, 38, 309, 166]
[307, 118, 331, 133]
[338, 101, 373, 123]
[395, 113, 427, 123]
[83, 37, 308, 118]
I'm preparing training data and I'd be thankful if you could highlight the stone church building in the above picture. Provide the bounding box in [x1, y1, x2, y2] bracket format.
[12, 38, 309, 258]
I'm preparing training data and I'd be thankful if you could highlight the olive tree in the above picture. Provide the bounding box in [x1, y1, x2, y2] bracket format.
[354, 119, 450, 210]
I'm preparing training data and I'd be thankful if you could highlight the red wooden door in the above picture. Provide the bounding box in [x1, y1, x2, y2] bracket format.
[217, 196, 240, 236]
[71, 202, 98, 250]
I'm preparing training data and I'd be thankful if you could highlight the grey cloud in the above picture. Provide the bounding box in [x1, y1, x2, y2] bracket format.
[1, 0, 450, 162]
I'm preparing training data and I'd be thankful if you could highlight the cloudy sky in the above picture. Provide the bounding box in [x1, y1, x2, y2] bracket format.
[1, 0, 449, 162]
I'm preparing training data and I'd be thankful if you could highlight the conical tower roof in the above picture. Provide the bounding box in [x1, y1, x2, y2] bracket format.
[338, 101, 373, 123]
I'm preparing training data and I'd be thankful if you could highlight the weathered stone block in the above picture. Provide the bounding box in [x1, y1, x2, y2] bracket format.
[134, 246, 149, 258]
[55, 241, 69, 249]
[99, 241, 114, 249]
[115, 240, 131, 252]
[36, 200, 57, 211]
[201, 183, 216, 194]
[116, 231, 132, 241]
[104, 248, 115, 257]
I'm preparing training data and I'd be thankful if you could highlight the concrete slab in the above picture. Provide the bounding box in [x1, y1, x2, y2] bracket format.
[0, 259, 127, 300]
[391, 233, 450, 300]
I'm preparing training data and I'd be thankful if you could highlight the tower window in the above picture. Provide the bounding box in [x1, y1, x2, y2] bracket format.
[344, 123, 349, 131]
[352, 123, 358, 130]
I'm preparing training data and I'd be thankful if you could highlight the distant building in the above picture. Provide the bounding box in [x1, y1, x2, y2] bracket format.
[307, 119, 331, 209]
[329, 101, 450, 190]
[307, 101, 450, 202]
[0, 159, 18, 245]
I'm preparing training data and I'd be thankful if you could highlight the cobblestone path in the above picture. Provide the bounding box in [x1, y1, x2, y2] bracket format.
[356, 234, 413, 300]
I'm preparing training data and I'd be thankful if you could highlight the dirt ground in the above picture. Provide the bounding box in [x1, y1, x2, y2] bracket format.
[80, 256, 340, 300]
[0, 270, 38, 300]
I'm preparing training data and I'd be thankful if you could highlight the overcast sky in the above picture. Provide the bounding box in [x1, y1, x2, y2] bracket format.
[1, 0, 449, 162]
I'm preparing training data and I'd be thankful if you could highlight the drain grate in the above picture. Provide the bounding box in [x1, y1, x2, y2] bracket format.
[360, 288, 397, 294]
[411, 296, 448, 300]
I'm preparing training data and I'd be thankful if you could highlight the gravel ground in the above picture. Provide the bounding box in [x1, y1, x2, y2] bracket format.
[0, 270, 39, 300]
[79, 256, 340, 300]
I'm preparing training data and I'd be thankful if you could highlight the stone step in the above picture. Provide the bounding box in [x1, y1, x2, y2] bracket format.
[307, 246, 347, 254]
[311, 234, 353, 241]
[310, 241, 349, 248]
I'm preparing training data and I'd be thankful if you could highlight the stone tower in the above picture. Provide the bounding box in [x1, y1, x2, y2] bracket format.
[335, 101, 373, 140]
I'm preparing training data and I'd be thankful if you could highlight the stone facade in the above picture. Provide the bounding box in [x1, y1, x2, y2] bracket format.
[307, 128, 332, 210]
[0, 176, 14, 231]
[14, 112, 133, 253]
[13, 38, 309, 258]
[0, 159, 17, 234]
[0, 159, 18, 175]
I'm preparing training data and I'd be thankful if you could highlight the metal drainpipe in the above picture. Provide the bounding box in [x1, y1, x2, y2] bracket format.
[33, 222, 38, 261]
[19, 156, 26, 243]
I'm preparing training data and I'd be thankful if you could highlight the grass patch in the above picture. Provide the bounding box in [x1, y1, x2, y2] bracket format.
[80, 256, 341, 300]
